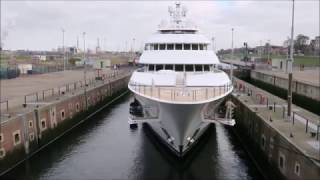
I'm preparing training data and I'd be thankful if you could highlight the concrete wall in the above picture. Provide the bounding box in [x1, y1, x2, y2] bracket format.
[251, 71, 320, 101]
[232, 96, 320, 180]
[0, 75, 130, 174]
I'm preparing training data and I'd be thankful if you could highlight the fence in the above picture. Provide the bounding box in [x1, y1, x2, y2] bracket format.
[233, 77, 320, 140]
[0, 68, 132, 117]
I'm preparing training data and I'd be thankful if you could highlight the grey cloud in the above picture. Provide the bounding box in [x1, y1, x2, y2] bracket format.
[1, 1, 319, 51]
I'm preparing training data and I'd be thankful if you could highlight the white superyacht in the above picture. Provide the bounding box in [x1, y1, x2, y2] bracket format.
[128, 3, 233, 157]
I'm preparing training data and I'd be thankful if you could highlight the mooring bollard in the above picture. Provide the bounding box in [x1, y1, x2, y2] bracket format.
[273, 102, 276, 112]
[292, 112, 295, 125]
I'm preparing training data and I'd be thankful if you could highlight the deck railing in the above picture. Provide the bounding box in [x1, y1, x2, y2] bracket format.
[129, 82, 233, 102]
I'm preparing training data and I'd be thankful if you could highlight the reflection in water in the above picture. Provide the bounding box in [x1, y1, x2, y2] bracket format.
[2, 94, 264, 180]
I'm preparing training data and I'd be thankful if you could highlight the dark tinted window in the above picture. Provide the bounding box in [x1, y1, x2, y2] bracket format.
[149, 64, 154, 71]
[159, 44, 166, 50]
[165, 64, 173, 70]
[167, 44, 174, 50]
[185, 65, 194, 72]
[175, 65, 183, 72]
[154, 44, 159, 50]
[204, 65, 210, 71]
[199, 44, 204, 50]
[195, 65, 202, 71]
[175, 44, 183, 50]
[192, 44, 198, 50]
[156, 65, 163, 71]
[184, 44, 191, 50]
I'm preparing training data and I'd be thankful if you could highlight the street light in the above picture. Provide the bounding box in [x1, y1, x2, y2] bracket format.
[230, 28, 234, 80]
[231, 28, 234, 59]
[62, 28, 66, 71]
[267, 39, 271, 62]
[211, 37, 215, 52]
[83, 32, 88, 109]
[288, 0, 295, 119]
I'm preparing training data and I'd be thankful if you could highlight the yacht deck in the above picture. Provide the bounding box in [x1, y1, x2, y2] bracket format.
[129, 83, 233, 103]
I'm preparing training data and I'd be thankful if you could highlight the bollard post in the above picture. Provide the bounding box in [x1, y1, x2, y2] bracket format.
[206, 88, 208, 99]
[6, 100, 8, 112]
[36, 92, 39, 102]
[292, 112, 295, 125]
[317, 125, 319, 140]
[42, 91, 45, 100]
[306, 119, 309, 133]
[273, 102, 276, 112]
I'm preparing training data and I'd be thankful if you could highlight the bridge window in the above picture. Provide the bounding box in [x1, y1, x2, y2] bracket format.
[204, 44, 208, 50]
[195, 65, 202, 71]
[150, 44, 154, 50]
[167, 44, 174, 50]
[159, 44, 166, 50]
[149, 64, 155, 71]
[175, 65, 183, 72]
[165, 64, 173, 70]
[185, 65, 194, 72]
[199, 44, 204, 50]
[156, 64, 163, 71]
[175, 44, 183, 50]
[184, 44, 191, 50]
[154, 44, 159, 50]
[204, 65, 210, 71]
[144, 44, 149, 50]
[192, 44, 198, 50]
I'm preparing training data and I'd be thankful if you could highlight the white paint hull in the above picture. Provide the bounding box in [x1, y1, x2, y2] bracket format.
[134, 93, 225, 157]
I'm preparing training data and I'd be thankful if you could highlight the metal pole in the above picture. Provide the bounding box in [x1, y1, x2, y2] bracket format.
[267, 40, 270, 62]
[231, 28, 234, 80]
[288, 0, 295, 118]
[83, 32, 88, 109]
[62, 28, 66, 71]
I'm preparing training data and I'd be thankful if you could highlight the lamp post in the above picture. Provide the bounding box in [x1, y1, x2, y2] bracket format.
[62, 28, 66, 71]
[288, 0, 295, 119]
[211, 37, 215, 52]
[83, 32, 88, 109]
[267, 39, 271, 62]
[230, 28, 234, 80]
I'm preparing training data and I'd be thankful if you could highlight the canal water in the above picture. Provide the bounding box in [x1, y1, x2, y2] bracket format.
[3, 94, 264, 180]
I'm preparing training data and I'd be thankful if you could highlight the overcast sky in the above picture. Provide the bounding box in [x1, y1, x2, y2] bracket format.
[1, 0, 319, 51]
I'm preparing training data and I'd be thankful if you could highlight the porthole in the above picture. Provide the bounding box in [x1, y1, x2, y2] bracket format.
[13, 130, 21, 146]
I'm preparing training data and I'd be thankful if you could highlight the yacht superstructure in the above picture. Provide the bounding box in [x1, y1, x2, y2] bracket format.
[128, 2, 233, 157]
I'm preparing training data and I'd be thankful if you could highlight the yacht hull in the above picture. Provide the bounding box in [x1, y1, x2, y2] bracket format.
[134, 93, 225, 157]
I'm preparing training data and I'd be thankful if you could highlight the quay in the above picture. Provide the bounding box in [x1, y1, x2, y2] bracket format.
[0, 67, 133, 175]
[221, 59, 320, 114]
[231, 77, 320, 180]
